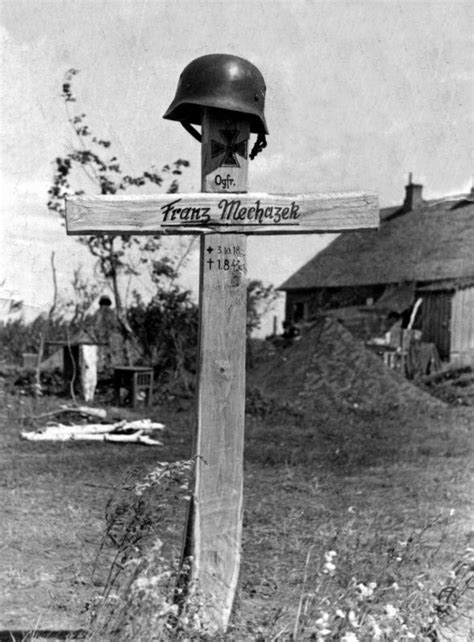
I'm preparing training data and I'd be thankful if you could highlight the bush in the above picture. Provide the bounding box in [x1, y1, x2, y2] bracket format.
[0, 316, 83, 366]
[128, 288, 198, 396]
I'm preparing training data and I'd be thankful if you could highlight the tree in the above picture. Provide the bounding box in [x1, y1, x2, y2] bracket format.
[47, 68, 190, 359]
[128, 288, 198, 395]
[65, 268, 101, 328]
[127, 278, 278, 394]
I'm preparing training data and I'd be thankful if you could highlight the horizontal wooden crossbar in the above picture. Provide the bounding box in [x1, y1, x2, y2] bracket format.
[65, 192, 379, 235]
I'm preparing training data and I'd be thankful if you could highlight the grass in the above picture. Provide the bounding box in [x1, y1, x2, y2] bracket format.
[0, 390, 473, 640]
[234, 458, 472, 639]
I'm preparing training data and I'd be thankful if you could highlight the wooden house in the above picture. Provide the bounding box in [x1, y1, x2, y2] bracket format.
[279, 180, 474, 365]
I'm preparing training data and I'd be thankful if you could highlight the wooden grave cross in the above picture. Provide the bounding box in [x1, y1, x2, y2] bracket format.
[66, 106, 378, 633]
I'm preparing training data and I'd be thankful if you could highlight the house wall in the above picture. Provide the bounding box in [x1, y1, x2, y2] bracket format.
[450, 286, 474, 366]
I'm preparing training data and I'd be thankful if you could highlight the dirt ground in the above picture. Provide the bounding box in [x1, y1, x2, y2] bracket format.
[0, 401, 190, 634]
[1, 325, 473, 639]
[1, 398, 473, 639]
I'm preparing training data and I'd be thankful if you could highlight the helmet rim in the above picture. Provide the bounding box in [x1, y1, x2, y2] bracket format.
[163, 53, 269, 135]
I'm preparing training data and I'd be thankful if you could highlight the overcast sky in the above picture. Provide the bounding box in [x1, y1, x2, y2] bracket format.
[1, 0, 472, 331]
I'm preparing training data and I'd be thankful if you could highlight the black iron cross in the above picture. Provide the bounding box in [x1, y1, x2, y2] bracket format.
[211, 129, 247, 167]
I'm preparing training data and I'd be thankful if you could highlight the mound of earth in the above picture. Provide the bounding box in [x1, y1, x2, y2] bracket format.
[248, 317, 444, 417]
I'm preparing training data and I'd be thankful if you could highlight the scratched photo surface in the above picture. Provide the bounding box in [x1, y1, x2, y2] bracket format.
[1, 1, 473, 639]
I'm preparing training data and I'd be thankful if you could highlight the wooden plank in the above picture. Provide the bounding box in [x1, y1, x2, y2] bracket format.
[201, 108, 249, 193]
[450, 287, 474, 365]
[65, 191, 379, 236]
[184, 108, 248, 632]
[191, 233, 247, 630]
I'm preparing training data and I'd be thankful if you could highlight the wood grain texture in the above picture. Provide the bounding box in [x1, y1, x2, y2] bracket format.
[191, 233, 247, 630]
[65, 191, 379, 235]
[187, 109, 248, 632]
[201, 108, 250, 193]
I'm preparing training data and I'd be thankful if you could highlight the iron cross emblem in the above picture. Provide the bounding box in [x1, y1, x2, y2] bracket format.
[211, 129, 247, 167]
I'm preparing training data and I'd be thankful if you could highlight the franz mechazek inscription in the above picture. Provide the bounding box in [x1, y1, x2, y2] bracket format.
[161, 197, 300, 226]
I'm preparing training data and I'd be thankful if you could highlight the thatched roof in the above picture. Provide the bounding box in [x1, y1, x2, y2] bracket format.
[280, 192, 474, 291]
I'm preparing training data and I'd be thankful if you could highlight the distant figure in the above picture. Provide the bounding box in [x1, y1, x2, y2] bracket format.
[92, 295, 123, 376]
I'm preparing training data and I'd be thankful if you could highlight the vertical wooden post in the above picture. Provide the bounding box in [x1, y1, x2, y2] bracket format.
[183, 108, 250, 631]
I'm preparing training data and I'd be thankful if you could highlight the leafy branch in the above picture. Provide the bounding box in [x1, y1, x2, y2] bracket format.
[47, 69, 190, 361]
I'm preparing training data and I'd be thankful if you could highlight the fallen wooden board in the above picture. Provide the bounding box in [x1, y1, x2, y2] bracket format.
[21, 419, 165, 445]
[66, 192, 379, 235]
[32, 405, 107, 421]
[21, 429, 162, 446]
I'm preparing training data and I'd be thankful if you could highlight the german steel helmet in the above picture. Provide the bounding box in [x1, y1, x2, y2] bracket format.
[163, 53, 268, 136]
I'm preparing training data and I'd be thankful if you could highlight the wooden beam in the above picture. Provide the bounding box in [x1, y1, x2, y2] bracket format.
[189, 232, 247, 630]
[65, 191, 379, 236]
[201, 108, 249, 193]
[182, 109, 248, 632]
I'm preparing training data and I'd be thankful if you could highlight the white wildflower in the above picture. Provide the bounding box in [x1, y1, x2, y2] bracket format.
[400, 624, 416, 638]
[391, 582, 400, 591]
[348, 610, 360, 628]
[357, 581, 376, 598]
[315, 612, 331, 637]
[368, 615, 383, 640]
[315, 612, 330, 627]
[323, 550, 337, 574]
[341, 633, 359, 642]
[385, 603, 399, 618]
[323, 561, 336, 574]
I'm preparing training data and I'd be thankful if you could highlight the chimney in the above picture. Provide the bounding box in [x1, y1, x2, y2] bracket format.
[403, 173, 424, 211]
